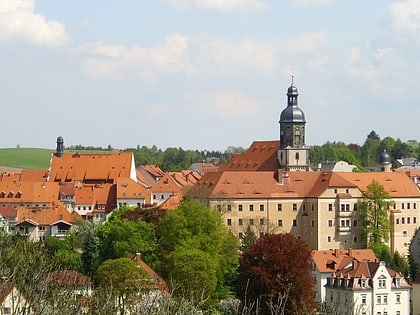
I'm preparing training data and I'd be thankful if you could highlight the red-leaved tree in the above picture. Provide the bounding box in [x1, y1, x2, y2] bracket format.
[237, 233, 315, 315]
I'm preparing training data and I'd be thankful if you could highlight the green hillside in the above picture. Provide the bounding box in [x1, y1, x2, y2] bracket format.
[0, 148, 54, 169]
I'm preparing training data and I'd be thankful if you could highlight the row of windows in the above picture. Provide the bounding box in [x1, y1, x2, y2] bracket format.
[225, 203, 316, 212]
[395, 217, 417, 224]
[327, 235, 358, 243]
[227, 218, 266, 226]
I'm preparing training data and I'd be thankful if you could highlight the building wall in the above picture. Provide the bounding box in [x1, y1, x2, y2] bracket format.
[211, 190, 420, 255]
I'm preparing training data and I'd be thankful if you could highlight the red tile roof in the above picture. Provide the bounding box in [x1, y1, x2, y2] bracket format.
[221, 140, 280, 171]
[16, 204, 76, 226]
[48, 152, 134, 183]
[311, 249, 377, 273]
[116, 177, 151, 200]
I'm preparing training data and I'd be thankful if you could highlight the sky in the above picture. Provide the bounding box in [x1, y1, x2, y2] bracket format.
[1, 0, 420, 151]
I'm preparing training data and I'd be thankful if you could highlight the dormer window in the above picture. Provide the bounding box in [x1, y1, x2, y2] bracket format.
[361, 279, 366, 288]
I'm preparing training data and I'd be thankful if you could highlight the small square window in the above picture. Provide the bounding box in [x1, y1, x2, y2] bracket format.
[249, 219, 254, 225]
[227, 219, 232, 226]
[328, 204, 333, 211]
[278, 219, 283, 227]
[327, 236, 331, 242]
[328, 220, 333, 227]
[249, 205, 254, 211]
[238, 219, 243, 226]
[259, 204, 264, 211]
[238, 205, 243, 211]
[292, 219, 297, 227]
[227, 204, 232, 211]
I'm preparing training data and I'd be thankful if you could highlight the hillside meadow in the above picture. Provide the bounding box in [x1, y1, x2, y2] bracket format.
[0, 148, 110, 170]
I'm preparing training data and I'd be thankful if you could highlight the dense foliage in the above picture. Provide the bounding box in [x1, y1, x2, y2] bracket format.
[357, 180, 392, 247]
[158, 199, 239, 305]
[238, 233, 315, 315]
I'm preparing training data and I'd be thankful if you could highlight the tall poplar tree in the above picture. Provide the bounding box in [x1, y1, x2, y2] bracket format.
[358, 180, 392, 247]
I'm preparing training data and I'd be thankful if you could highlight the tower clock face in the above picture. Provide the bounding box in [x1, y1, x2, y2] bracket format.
[295, 126, 301, 135]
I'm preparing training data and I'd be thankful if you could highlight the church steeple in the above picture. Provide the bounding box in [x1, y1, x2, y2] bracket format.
[278, 77, 309, 171]
[55, 136, 64, 157]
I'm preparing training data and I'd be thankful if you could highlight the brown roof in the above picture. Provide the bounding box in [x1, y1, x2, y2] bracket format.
[130, 254, 169, 294]
[140, 165, 166, 181]
[0, 282, 14, 304]
[45, 270, 92, 287]
[221, 140, 280, 171]
[48, 152, 134, 183]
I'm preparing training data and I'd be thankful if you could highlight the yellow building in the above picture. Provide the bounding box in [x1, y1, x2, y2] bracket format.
[187, 80, 420, 256]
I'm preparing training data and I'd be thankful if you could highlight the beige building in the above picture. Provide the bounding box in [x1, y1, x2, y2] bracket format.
[188, 80, 420, 256]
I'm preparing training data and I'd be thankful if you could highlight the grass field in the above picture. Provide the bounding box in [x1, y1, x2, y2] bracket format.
[0, 148, 113, 170]
[0, 148, 54, 169]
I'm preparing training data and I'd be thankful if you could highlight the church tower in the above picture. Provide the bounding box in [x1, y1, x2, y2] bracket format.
[278, 77, 309, 171]
[55, 136, 64, 157]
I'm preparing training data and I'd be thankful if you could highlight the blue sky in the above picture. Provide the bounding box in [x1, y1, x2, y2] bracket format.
[1, 0, 420, 151]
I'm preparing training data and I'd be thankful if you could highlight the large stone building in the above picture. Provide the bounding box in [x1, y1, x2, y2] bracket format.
[188, 79, 420, 255]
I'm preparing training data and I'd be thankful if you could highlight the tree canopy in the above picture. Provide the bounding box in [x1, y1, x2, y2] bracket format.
[237, 233, 315, 315]
[358, 180, 392, 247]
[158, 199, 239, 304]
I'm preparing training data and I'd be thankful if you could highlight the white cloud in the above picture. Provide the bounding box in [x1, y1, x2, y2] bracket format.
[292, 0, 336, 8]
[157, 0, 268, 12]
[78, 31, 329, 81]
[79, 34, 195, 80]
[187, 88, 261, 120]
[0, 0, 69, 46]
[389, 0, 420, 34]
[193, 32, 328, 75]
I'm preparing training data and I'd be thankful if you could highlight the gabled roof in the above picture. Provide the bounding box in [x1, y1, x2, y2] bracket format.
[16, 204, 76, 226]
[139, 165, 166, 181]
[169, 170, 202, 187]
[158, 194, 182, 210]
[116, 177, 150, 200]
[151, 173, 182, 194]
[311, 249, 377, 273]
[220, 140, 280, 171]
[130, 254, 169, 294]
[48, 152, 134, 183]
[75, 186, 93, 205]
[0, 282, 14, 304]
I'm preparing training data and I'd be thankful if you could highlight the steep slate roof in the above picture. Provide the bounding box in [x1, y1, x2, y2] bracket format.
[311, 249, 377, 273]
[221, 140, 280, 171]
[16, 204, 76, 225]
[48, 152, 134, 183]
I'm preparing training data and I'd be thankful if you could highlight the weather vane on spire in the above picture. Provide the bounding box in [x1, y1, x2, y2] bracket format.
[291, 67, 294, 85]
